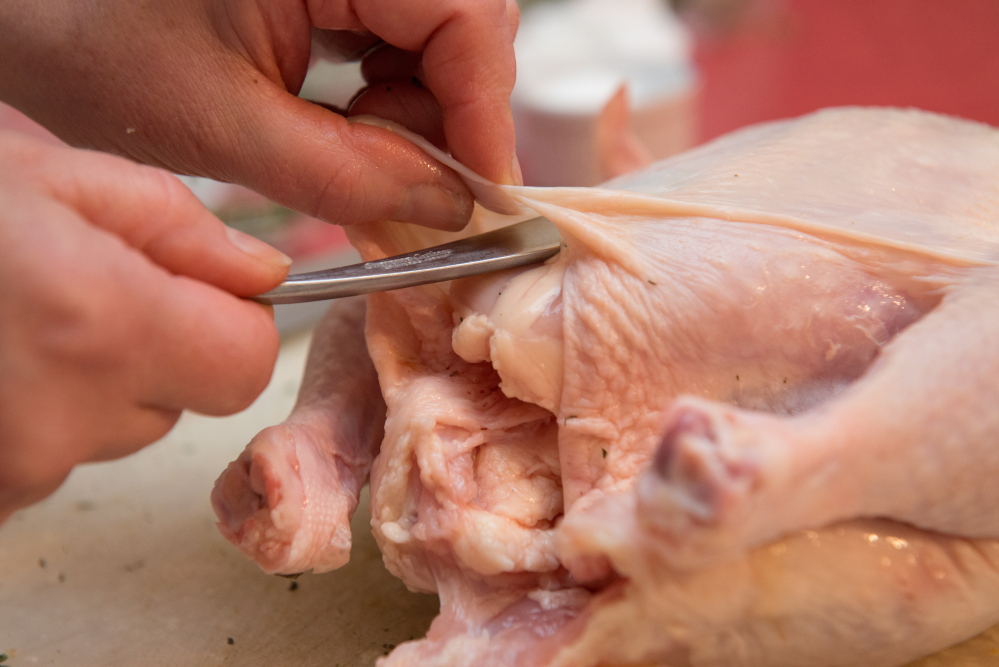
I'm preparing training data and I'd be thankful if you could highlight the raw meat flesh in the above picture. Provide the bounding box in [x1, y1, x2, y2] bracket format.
[213, 297, 384, 573]
[213, 107, 999, 666]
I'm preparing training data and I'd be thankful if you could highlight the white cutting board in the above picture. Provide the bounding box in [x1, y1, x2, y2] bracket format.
[0, 329, 996, 666]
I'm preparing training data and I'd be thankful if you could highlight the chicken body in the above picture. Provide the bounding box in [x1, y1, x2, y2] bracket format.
[213, 108, 999, 666]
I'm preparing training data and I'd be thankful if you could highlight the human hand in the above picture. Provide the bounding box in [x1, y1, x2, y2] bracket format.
[0, 131, 289, 521]
[0, 0, 520, 231]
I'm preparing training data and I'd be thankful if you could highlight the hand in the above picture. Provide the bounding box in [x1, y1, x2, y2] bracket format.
[0, 131, 289, 521]
[0, 0, 520, 231]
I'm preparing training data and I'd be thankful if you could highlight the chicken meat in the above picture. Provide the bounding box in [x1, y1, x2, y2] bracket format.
[213, 107, 999, 666]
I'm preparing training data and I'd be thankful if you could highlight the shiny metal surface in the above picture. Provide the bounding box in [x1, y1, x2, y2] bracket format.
[254, 216, 562, 305]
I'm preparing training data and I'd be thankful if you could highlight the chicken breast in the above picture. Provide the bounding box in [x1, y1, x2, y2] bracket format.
[213, 107, 999, 666]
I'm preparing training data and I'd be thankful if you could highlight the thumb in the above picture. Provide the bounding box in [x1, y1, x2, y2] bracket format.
[28, 138, 291, 297]
[220, 84, 474, 231]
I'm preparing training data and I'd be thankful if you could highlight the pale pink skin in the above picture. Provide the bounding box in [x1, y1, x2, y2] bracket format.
[218, 108, 999, 666]
[212, 297, 385, 574]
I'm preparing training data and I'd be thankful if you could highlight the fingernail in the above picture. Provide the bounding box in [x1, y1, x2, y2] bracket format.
[396, 184, 471, 231]
[225, 226, 293, 267]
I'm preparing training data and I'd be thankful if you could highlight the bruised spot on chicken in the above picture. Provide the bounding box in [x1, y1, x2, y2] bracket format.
[652, 409, 717, 483]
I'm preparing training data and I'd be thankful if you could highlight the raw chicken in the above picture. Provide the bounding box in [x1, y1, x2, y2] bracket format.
[213, 297, 384, 573]
[213, 107, 999, 666]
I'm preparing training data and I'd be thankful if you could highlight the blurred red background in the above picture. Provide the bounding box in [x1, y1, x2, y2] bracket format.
[693, 0, 999, 140]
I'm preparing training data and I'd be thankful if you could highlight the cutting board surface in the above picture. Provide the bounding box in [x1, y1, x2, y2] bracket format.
[0, 332, 436, 666]
[1, 330, 998, 666]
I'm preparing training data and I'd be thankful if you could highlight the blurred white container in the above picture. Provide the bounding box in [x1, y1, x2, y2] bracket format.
[513, 0, 699, 186]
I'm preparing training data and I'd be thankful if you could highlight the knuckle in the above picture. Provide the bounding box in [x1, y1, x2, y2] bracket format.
[32, 278, 134, 371]
[139, 163, 189, 205]
[0, 136, 66, 192]
[136, 167, 204, 236]
[30, 291, 114, 369]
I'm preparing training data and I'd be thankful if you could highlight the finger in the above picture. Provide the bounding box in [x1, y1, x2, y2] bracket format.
[220, 79, 473, 229]
[348, 78, 447, 149]
[12, 3, 475, 232]
[313, 0, 519, 184]
[20, 387, 181, 466]
[130, 274, 281, 416]
[0, 397, 179, 520]
[0, 372, 179, 516]
[14, 136, 291, 297]
[82, 407, 182, 462]
[0, 465, 68, 524]
[11, 191, 282, 420]
[0, 189, 277, 509]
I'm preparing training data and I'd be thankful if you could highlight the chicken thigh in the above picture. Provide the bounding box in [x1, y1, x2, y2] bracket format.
[214, 108, 999, 666]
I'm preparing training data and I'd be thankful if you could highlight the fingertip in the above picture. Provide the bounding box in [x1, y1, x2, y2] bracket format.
[306, 116, 474, 228]
[439, 105, 518, 186]
[225, 226, 293, 269]
[224, 226, 293, 294]
[142, 214, 291, 297]
[230, 91, 476, 229]
[342, 84, 473, 227]
[202, 303, 281, 416]
[220, 300, 283, 414]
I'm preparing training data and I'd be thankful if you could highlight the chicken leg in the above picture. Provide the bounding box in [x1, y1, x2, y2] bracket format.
[640, 262, 999, 568]
[212, 297, 385, 574]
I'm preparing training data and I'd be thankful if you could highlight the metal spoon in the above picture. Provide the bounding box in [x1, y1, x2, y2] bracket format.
[253, 216, 562, 305]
